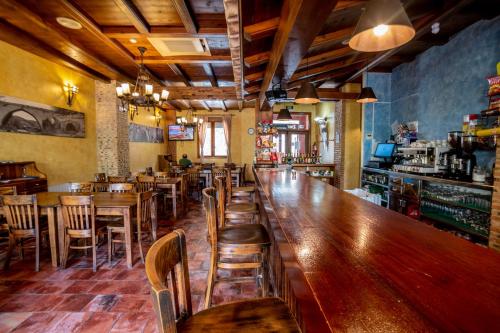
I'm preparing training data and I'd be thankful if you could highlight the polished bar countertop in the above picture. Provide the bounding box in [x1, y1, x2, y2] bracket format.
[255, 169, 500, 332]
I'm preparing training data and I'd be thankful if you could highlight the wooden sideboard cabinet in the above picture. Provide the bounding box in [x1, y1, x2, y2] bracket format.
[0, 161, 48, 194]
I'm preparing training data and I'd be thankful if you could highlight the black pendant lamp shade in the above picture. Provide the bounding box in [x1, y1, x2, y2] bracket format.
[356, 87, 378, 104]
[277, 108, 293, 120]
[294, 82, 320, 104]
[349, 0, 415, 52]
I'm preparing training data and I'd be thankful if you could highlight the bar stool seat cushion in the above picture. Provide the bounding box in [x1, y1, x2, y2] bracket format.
[226, 202, 258, 213]
[218, 224, 270, 246]
[178, 297, 300, 332]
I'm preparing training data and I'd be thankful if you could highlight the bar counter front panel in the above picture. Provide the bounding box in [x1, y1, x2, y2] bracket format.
[254, 168, 500, 333]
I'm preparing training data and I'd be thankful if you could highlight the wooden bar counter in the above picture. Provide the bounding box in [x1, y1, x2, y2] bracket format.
[253, 168, 500, 333]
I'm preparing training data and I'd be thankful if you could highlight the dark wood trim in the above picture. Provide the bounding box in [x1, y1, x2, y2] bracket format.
[111, 0, 150, 33]
[171, 0, 198, 34]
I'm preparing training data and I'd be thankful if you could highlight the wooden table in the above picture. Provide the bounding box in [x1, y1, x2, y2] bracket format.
[254, 168, 500, 332]
[198, 169, 241, 188]
[156, 178, 182, 219]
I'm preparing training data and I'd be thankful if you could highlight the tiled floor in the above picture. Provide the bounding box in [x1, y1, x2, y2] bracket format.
[0, 200, 258, 333]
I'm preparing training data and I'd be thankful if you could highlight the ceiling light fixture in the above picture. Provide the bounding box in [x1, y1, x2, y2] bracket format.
[356, 87, 378, 104]
[116, 47, 169, 124]
[129, 38, 138, 44]
[349, 0, 415, 52]
[294, 58, 320, 104]
[56, 17, 82, 30]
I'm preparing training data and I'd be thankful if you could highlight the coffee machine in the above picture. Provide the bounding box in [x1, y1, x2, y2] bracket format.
[443, 131, 478, 180]
[461, 135, 478, 180]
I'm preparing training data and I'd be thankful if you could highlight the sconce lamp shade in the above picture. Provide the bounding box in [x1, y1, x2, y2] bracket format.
[356, 87, 378, 104]
[277, 108, 293, 120]
[294, 82, 320, 104]
[349, 0, 415, 52]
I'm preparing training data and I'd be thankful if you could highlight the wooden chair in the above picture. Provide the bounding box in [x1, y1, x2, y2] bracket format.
[2, 194, 47, 271]
[215, 177, 259, 225]
[68, 182, 93, 193]
[137, 175, 156, 192]
[59, 195, 99, 272]
[0, 187, 17, 241]
[146, 167, 154, 176]
[154, 172, 169, 178]
[225, 169, 255, 202]
[0, 186, 17, 195]
[108, 183, 135, 193]
[107, 190, 155, 264]
[146, 230, 299, 332]
[93, 182, 109, 192]
[108, 176, 127, 183]
[186, 170, 203, 200]
[94, 173, 106, 182]
[202, 187, 270, 308]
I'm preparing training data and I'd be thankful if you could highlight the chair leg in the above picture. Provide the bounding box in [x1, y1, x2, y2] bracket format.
[107, 228, 112, 266]
[262, 248, 269, 297]
[138, 224, 145, 264]
[35, 233, 40, 272]
[61, 234, 70, 269]
[204, 249, 218, 309]
[92, 235, 97, 272]
[4, 235, 15, 270]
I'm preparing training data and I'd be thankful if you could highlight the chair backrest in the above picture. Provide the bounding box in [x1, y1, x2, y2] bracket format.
[187, 171, 200, 185]
[241, 164, 247, 185]
[0, 186, 17, 195]
[214, 177, 226, 228]
[137, 190, 154, 228]
[146, 230, 193, 333]
[154, 172, 169, 178]
[109, 183, 135, 193]
[225, 168, 233, 198]
[137, 175, 156, 192]
[94, 173, 106, 182]
[59, 195, 95, 232]
[1, 195, 38, 231]
[108, 176, 127, 183]
[224, 163, 236, 170]
[202, 187, 218, 247]
[146, 167, 154, 176]
[93, 182, 109, 192]
[68, 182, 93, 193]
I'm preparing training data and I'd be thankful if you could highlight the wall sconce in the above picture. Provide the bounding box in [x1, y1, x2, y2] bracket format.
[154, 108, 163, 127]
[64, 83, 78, 106]
[314, 117, 327, 125]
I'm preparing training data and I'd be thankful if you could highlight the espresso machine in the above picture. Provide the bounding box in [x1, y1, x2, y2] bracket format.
[443, 131, 478, 180]
[462, 135, 478, 180]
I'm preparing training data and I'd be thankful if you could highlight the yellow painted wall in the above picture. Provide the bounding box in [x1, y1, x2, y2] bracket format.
[341, 83, 362, 189]
[315, 102, 337, 163]
[129, 108, 174, 173]
[0, 41, 97, 186]
[271, 103, 318, 152]
[175, 109, 256, 180]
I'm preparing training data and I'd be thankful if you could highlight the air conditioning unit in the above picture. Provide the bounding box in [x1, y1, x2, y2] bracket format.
[148, 37, 211, 56]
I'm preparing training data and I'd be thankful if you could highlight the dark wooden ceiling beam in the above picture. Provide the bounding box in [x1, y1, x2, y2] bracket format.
[112, 0, 150, 33]
[160, 87, 237, 100]
[171, 0, 198, 34]
[223, 0, 244, 99]
[288, 65, 360, 90]
[258, 0, 339, 107]
[139, 55, 231, 64]
[310, 26, 354, 49]
[334, 0, 367, 11]
[288, 88, 358, 100]
[202, 64, 219, 87]
[291, 53, 373, 81]
[244, 51, 271, 68]
[342, 0, 475, 85]
[243, 17, 280, 42]
[0, 0, 131, 82]
[102, 26, 227, 38]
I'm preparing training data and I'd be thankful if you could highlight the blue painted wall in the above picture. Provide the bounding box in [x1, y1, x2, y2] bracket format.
[362, 16, 500, 169]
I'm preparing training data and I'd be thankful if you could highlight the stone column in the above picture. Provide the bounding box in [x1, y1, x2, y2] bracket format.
[489, 144, 500, 251]
[95, 80, 129, 176]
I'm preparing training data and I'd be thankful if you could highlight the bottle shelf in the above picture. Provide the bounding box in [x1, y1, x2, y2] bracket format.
[421, 196, 490, 214]
[420, 210, 489, 239]
[362, 179, 388, 188]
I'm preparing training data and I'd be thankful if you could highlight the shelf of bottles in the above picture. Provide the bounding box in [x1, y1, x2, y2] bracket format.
[281, 153, 320, 165]
[420, 182, 491, 238]
[361, 170, 389, 207]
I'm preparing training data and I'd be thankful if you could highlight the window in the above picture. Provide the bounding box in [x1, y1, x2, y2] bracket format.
[202, 118, 228, 157]
[272, 112, 311, 155]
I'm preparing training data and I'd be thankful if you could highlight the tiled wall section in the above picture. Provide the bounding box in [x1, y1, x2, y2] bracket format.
[95, 80, 130, 176]
[334, 101, 344, 188]
[491, 146, 500, 250]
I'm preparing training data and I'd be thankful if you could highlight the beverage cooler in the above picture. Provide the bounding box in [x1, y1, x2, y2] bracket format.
[389, 176, 421, 219]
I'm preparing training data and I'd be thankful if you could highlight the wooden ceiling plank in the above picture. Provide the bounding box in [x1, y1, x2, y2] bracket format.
[310, 26, 354, 49]
[287, 88, 358, 100]
[203, 64, 219, 87]
[223, 0, 244, 99]
[221, 100, 228, 111]
[168, 64, 192, 87]
[140, 55, 231, 64]
[298, 46, 356, 69]
[334, 1, 367, 11]
[292, 53, 373, 81]
[160, 87, 237, 99]
[112, 0, 150, 33]
[287, 65, 360, 90]
[245, 71, 265, 83]
[171, 0, 198, 34]
[342, 0, 475, 85]
[102, 26, 226, 38]
[0, 20, 110, 82]
[244, 51, 271, 68]
[0, 0, 131, 81]
[243, 17, 281, 41]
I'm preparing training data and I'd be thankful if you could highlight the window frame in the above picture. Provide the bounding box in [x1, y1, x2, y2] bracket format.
[200, 117, 228, 158]
[272, 112, 311, 155]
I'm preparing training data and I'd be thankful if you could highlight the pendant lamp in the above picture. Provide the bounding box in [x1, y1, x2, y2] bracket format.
[356, 87, 378, 104]
[277, 108, 293, 120]
[295, 82, 320, 104]
[349, 0, 415, 52]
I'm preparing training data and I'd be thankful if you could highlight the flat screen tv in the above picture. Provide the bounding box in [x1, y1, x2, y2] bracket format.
[168, 125, 195, 141]
[374, 143, 396, 159]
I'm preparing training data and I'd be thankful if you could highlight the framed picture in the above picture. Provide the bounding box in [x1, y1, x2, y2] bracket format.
[168, 125, 195, 141]
[129, 123, 164, 143]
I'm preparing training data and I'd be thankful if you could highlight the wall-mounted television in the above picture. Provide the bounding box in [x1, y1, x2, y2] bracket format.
[168, 125, 195, 141]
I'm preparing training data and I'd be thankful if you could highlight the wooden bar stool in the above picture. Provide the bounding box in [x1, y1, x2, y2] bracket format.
[215, 177, 259, 225]
[2, 194, 47, 272]
[59, 195, 100, 272]
[146, 230, 300, 333]
[225, 169, 255, 202]
[202, 188, 271, 309]
[107, 190, 155, 264]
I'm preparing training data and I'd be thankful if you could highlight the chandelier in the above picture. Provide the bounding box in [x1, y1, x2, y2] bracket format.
[176, 109, 203, 132]
[116, 47, 169, 121]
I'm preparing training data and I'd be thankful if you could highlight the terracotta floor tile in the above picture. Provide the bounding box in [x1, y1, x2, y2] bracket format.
[0, 294, 65, 312]
[109, 295, 149, 313]
[109, 312, 154, 332]
[0, 312, 32, 332]
[75, 312, 119, 333]
[10, 311, 65, 333]
[62, 280, 97, 294]
[48, 312, 92, 333]
[53, 294, 96, 312]
[82, 295, 119, 312]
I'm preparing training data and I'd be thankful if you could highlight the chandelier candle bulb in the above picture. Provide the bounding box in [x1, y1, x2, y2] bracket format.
[116, 86, 123, 97]
[121, 83, 130, 95]
[161, 89, 169, 100]
[145, 84, 153, 96]
[153, 93, 160, 102]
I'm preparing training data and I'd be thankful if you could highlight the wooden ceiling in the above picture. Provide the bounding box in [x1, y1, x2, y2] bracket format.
[0, 0, 498, 111]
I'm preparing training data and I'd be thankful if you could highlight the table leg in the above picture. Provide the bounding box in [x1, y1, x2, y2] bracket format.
[172, 185, 177, 220]
[56, 206, 65, 266]
[152, 195, 158, 241]
[124, 207, 133, 269]
[46, 207, 58, 267]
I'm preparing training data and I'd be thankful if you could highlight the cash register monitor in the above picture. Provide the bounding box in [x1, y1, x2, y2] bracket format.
[374, 143, 396, 159]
